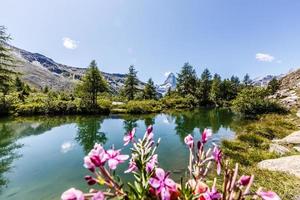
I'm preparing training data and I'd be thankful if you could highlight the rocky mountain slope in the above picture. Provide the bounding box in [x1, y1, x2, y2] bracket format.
[8, 44, 130, 93]
[272, 68, 300, 108]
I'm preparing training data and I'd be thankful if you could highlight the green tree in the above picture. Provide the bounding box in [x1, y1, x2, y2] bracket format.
[15, 76, 24, 92]
[243, 73, 252, 87]
[267, 78, 280, 95]
[123, 65, 139, 100]
[197, 68, 212, 105]
[176, 63, 197, 96]
[77, 60, 108, 107]
[210, 73, 222, 106]
[0, 26, 16, 95]
[143, 78, 157, 100]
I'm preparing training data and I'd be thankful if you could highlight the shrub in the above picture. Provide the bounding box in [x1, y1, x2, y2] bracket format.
[161, 94, 196, 109]
[231, 87, 287, 117]
[126, 100, 163, 114]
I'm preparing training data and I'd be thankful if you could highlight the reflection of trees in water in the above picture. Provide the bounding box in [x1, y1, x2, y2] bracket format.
[121, 114, 156, 134]
[75, 117, 107, 154]
[0, 123, 23, 192]
[171, 108, 234, 142]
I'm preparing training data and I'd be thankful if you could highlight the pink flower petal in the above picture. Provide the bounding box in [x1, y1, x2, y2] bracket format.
[92, 191, 104, 200]
[257, 191, 281, 200]
[61, 188, 84, 200]
[116, 154, 129, 161]
[108, 159, 119, 170]
[149, 178, 161, 188]
[155, 168, 166, 181]
[160, 187, 171, 200]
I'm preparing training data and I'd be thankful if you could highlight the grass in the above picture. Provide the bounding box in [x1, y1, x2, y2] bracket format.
[222, 113, 300, 199]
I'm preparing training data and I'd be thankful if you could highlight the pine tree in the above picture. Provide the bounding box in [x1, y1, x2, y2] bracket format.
[143, 78, 157, 100]
[197, 68, 212, 105]
[243, 73, 252, 87]
[210, 74, 222, 106]
[267, 78, 280, 95]
[0, 26, 16, 95]
[176, 63, 197, 96]
[15, 76, 24, 92]
[123, 65, 139, 100]
[77, 60, 108, 107]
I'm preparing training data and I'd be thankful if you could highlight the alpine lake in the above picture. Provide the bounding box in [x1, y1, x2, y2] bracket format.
[0, 108, 243, 200]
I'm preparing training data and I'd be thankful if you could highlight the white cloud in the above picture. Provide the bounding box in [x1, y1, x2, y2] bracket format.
[62, 37, 78, 50]
[164, 72, 171, 77]
[255, 53, 275, 62]
[61, 141, 75, 153]
[276, 60, 282, 64]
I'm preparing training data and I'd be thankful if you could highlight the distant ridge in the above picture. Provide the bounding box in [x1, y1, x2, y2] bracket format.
[7, 44, 136, 93]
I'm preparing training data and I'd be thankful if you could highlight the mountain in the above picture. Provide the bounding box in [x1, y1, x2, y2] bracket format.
[7, 44, 133, 93]
[252, 74, 285, 87]
[156, 73, 176, 95]
[272, 68, 300, 108]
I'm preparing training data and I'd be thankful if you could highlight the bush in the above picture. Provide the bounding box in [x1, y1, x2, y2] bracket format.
[231, 87, 286, 117]
[161, 94, 196, 109]
[126, 100, 163, 114]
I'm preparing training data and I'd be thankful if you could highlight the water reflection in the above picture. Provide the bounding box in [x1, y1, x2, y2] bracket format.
[0, 122, 23, 191]
[75, 117, 107, 154]
[0, 109, 239, 198]
[170, 108, 234, 142]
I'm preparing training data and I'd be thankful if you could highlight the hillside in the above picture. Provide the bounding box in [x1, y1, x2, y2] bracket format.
[8, 44, 131, 93]
[272, 69, 300, 108]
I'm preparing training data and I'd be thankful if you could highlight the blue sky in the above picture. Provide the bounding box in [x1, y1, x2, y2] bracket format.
[1, 0, 300, 83]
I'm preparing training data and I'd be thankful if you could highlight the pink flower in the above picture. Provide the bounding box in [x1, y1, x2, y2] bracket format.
[212, 146, 222, 175]
[92, 191, 105, 200]
[200, 187, 222, 200]
[184, 134, 194, 148]
[106, 149, 129, 170]
[124, 128, 135, 146]
[85, 144, 108, 169]
[202, 129, 212, 143]
[145, 125, 154, 140]
[257, 190, 281, 200]
[125, 159, 137, 173]
[238, 175, 251, 186]
[146, 154, 158, 173]
[84, 156, 96, 172]
[149, 168, 177, 200]
[61, 188, 84, 200]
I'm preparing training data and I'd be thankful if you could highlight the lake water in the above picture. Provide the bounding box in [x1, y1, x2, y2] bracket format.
[0, 109, 239, 200]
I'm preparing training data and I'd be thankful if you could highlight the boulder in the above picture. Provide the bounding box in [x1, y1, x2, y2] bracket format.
[269, 144, 290, 155]
[293, 146, 300, 152]
[275, 131, 300, 144]
[258, 155, 300, 178]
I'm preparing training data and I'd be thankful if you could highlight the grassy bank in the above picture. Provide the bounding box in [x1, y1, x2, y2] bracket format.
[222, 113, 300, 199]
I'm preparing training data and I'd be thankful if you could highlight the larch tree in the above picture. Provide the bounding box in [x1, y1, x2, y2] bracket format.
[0, 26, 16, 95]
[176, 62, 198, 96]
[77, 60, 108, 107]
[143, 78, 157, 100]
[123, 65, 139, 100]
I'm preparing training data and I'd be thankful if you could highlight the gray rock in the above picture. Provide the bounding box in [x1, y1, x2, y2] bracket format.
[293, 146, 300, 152]
[297, 110, 300, 118]
[258, 155, 300, 178]
[275, 131, 300, 144]
[269, 144, 290, 155]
